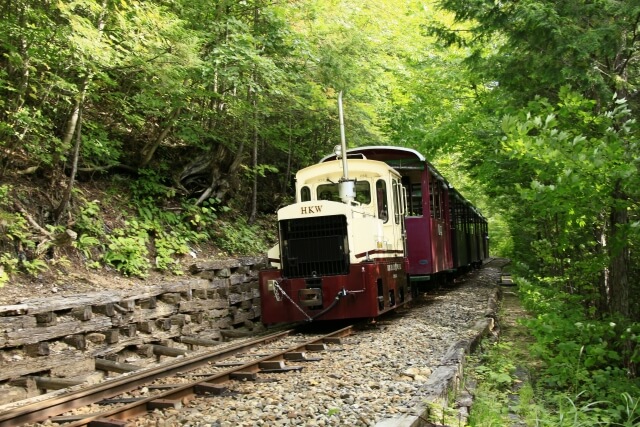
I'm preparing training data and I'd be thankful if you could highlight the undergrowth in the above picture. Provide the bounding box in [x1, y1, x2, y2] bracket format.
[0, 170, 275, 284]
[466, 272, 640, 427]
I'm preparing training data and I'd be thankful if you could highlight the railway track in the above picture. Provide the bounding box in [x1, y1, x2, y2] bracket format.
[2, 260, 505, 426]
[0, 326, 354, 426]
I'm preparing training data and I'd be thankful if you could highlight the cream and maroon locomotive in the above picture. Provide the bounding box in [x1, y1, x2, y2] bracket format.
[259, 144, 488, 324]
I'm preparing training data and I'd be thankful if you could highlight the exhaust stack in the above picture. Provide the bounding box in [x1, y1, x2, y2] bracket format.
[337, 91, 355, 204]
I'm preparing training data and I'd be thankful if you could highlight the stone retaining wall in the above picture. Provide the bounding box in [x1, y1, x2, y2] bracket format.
[0, 256, 266, 405]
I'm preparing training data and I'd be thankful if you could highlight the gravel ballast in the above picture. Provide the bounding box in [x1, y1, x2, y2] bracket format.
[129, 261, 503, 427]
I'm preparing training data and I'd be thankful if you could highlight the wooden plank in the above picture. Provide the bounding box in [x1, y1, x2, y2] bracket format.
[305, 343, 327, 352]
[178, 299, 228, 312]
[19, 292, 126, 314]
[35, 312, 56, 326]
[24, 342, 49, 357]
[136, 320, 154, 333]
[136, 344, 154, 357]
[179, 336, 221, 347]
[95, 358, 142, 373]
[284, 352, 308, 361]
[10, 376, 83, 390]
[170, 314, 191, 326]
[0, 350, 89, 381]
[0, 315, 37, 332]
[64, 334, 87, 350]
[131, 305, 178, 323]
[93, 304, 116, 317]
[139, 296, 157, 309]
[91, 337, 144, 358]
[5, 316, 113, 347]
[152, 345, 187, 357]
[220, 329, 251, 340]
[0, 305, 29, 316]
[70, 306, 93, 321]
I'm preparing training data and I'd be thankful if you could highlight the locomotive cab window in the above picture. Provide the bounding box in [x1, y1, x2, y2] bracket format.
[354, 180, 372, 205]
[317, 181, 371, 204]
[317, 184, 339, 201]
[301, 186, 311, 202]
[392, 178, 400, 224]
[376, 180, 389, 223]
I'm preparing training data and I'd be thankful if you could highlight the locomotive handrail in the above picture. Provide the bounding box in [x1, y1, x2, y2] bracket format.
[401, 185, 408, 216]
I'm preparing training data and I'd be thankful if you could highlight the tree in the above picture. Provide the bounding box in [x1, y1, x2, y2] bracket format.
[431, 0, 640, 318]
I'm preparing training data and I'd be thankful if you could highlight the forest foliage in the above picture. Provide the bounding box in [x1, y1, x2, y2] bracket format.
[1, 0, 640, 423]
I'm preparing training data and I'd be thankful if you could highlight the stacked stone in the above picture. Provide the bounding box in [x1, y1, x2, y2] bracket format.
[0, 257, 266, 406]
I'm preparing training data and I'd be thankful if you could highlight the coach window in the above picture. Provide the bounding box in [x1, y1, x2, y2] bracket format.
[430, 179, 441, 219]
[429, 177, 436, 218]
[376, 180, 388, 223]
[411, 184, 423, 216]
[301, 186, 311, 202]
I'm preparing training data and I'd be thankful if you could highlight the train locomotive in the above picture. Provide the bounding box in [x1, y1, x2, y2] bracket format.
[259, 144, 489, 325]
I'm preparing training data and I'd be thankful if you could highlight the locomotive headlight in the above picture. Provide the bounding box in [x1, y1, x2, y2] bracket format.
[334, 144, 342, 158]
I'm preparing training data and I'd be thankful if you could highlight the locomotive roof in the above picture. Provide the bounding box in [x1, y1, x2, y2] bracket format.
[297, 157, 399, 182]
[319, 145, 448, 181]
[319, 146, 486, 221]
[319, 145, 425, 169]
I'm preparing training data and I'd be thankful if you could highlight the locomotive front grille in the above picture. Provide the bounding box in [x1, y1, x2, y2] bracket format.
[280, 215, 349, 278]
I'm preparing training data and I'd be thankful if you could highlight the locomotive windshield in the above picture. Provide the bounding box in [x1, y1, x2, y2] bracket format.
[316, 181, 371, 204]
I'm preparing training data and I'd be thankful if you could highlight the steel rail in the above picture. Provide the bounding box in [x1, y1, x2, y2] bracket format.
[0, 329, 297, 427]
[61, 325, 354, 427]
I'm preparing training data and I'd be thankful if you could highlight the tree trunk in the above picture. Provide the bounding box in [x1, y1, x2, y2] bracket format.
[53, 95, 84, 223]
[139, 106, 182, 167]
[608, 223, 629, 316]
[281, 111, 293, 196]
[249, 96, 258, 224]
[596, 218, 609, 317]
[608, 181, 629, 316]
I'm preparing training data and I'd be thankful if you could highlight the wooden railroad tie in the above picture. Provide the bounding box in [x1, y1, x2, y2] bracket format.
[284, 351, 322, 362]
[194, 382, 228, 395]
[258, 360, 303, 373]
[97, 397, 145, 405]
[305, 343, 327, 352]
[229, 371, 258, 381]
[88, 419, 128, 427]
[147, 399, 182, 410]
